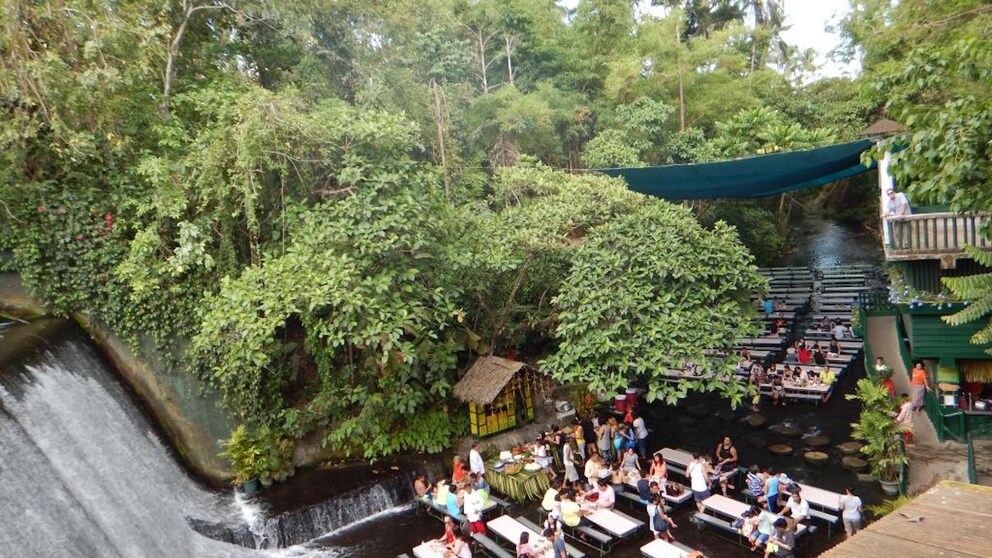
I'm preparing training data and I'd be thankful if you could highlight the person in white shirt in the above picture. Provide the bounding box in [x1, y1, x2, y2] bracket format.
[462, 483, 486, 534]
[784, 490, 809, 524]
[687, 453, 711, 512]
[631, 412, 649, 459]
[885, 188, 911, 216]
[469, 441, 485, 478]
[595, 479, 615, 509]
[832, 321, 848, 340]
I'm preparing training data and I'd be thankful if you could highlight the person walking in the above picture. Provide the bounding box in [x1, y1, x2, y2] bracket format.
[838, 486, 863, 539]
[910, 362, 931, 414]
[631, 412, 649, 460]
[895, 393, 915, 445]
[563, 440, 579, 483]
[687, 453, 710, 513]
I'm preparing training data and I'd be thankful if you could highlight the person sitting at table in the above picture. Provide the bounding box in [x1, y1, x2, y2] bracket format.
[583, 453, 601, 482]
[542, 479, 562, 513]
[516, 531, 534, 558]
[560, 490, 594, 533]
[414, 473, 434, 502]
[765, 518, 795, 558]
[469, 472, 489, 505]
[782, 489, 809, 526]
[647, 494, 678, 542]
[452, 455, 467, 483]
[832, 320, 849, 340]
[782, 365, 793, 381]
[739, 347, 753, 366]
[649, 451, 668, 479]
[446, 482, 464, 519]
[827, 338, 842, 356]
[796, 337, 807, 350]
[819, 316, 833, 332]
[775, 299, 787, 312]
[784, 345, 798, 363]
[746, 465, 765, 500]
[596, 478, 616, 509]
[770, 376, 786, 407]
[797, 344, 811, 364]
[714, 436, 738, 496]
[544, 528, 568, 558]
[812, 345, 827, 365]
[735, 506, 758, 538]
[621, 446, 641, 475]
[437, 514, 457, 545]
[748, 507, 778, 551]
[762, 297, 774, 317]
[637, 479, 661, 504]
[450, 531, 473, 558]
[796, 366, 810, 386]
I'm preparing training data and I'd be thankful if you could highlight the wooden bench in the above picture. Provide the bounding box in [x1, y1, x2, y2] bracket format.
[691, 512, 748, 545]
[516, 516, 587, 558]
[472, 533, 514, 558]
[808, 508, 840, 538]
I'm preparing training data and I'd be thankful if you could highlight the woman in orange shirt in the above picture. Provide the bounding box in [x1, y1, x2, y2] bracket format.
[910, 362, 930, 414]
[452, 455, 467, 483]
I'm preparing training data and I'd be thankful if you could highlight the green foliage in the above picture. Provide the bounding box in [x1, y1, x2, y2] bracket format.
[942, 246, 992, 352]
[544, 200, 765, 407]
[847, 378, 907, 482]
[698, 201, 785, 266]
[221, 424, 295, 485]
[865, 495, 913, 519]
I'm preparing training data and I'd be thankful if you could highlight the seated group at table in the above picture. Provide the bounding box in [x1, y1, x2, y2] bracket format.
[414, 472, 490, 534]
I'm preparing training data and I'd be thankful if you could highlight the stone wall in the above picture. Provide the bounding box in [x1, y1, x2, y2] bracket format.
[0, 272, 234, 484]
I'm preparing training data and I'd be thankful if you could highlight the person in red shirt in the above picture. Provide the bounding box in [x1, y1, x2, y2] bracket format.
[452, 455, 467, 483]
[797, 345, 811, 364]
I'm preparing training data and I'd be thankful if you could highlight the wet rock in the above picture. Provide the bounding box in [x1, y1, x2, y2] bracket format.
[841, 456, 868, 471]
[746, 414, 767, 429]
[770, 425, 801, 437]
[804, 451, 830, 467]
[806, 436, 830, 448]
[769, 444, 793, 456]
[838, 441, 863, 455]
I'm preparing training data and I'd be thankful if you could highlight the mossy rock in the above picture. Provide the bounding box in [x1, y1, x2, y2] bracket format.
[746, 414, 767, 429]
[769, 444, 793, 456]
[838, 442, 863, 455]
[770, 424, 801, 437]
[806, 436, 830, 448]
[688, 404, 709, 418]
[841, 456, 868, 471]
[804, 451, 830, 466]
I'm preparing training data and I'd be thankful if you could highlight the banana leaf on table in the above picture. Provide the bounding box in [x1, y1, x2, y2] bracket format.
[486, 466, 551, 502]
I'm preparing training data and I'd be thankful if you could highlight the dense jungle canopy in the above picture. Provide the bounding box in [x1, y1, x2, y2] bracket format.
[1, 0, 989, 461]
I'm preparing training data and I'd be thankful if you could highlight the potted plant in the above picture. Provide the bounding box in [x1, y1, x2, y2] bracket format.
[221, 425, 265, 493]
[221, 424, 297, 492]
[847, 379, 908, 496]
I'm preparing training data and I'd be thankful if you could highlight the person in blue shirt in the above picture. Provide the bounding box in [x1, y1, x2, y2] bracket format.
[545, 528, 567, 558]
[762, 467, 780, 513]
[762, 297, 774, 316]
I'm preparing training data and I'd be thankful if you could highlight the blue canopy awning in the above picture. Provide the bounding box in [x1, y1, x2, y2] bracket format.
[596, 139, 876, 200]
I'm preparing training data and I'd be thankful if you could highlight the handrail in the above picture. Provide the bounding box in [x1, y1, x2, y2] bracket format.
[884, 212, 990, 255]
[966, 425, 992, 485]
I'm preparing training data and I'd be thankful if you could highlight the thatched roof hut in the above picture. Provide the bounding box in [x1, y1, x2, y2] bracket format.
[860, 118, 906, 137]
[454, 356, 529, 405]
[453, 356, 552, 437]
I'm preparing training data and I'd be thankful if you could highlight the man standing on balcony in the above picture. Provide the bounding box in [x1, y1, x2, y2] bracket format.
[885, 188, 912, 216]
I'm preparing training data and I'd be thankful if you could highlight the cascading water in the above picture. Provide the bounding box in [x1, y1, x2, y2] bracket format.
[193, 471, 420, 549]
[0, 320, 377, 558]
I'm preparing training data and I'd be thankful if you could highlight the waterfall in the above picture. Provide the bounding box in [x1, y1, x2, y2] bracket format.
[0, 321, 268, 558]
[190, 469, 420, 549]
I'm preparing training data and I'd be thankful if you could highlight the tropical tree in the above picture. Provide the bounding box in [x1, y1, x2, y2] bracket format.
[544, 200, 766, 407]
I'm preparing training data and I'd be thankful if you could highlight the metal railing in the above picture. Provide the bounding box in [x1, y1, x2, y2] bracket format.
[858, 289, 896, 316]
[966, 426, 992, 485]
[884, 212, 990, 259]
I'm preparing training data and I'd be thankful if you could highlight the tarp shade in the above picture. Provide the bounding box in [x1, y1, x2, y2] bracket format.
[596, 139, 876, 200]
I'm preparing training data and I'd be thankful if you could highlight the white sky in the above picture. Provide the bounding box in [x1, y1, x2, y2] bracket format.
[779, 0, 860, 79]
[561, 0, 860, 80]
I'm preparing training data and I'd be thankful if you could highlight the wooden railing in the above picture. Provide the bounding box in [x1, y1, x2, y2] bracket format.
[884, 212, 990, 262]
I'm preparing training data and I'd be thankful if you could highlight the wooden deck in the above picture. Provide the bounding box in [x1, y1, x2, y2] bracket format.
[819, 481, 992, 558]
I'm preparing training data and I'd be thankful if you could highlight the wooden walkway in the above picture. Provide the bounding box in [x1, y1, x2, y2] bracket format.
[819, 481, 992, 558]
